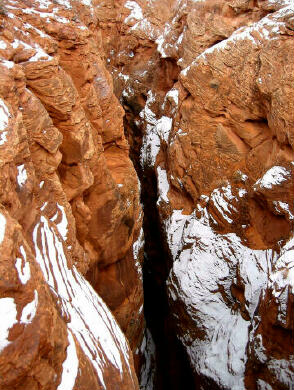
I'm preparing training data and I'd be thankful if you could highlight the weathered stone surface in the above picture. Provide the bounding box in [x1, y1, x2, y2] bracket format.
[1, 0, 294, 388]
[105, 0, 294, 388]
[0, 0, 143, 388]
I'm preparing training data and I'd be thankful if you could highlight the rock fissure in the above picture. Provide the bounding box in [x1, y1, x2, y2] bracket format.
[135, 153, 197, 390]
[0, 0, 293, 389]
[106, 1, 293, 389]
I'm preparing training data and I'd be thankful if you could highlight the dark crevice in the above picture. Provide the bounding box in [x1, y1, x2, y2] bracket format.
[244, 117, 268, 124]
[123, 99, 196, 389]
[140, 168, 196, 390]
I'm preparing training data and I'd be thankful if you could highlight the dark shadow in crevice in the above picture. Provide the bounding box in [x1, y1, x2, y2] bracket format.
[140, 168, 196, 390]
[121, 89, 197, 389]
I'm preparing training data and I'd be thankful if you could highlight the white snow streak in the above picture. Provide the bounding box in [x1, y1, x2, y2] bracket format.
[15, 245, 31, 284]
[20, 290, 38, 324]
[17, 165, 28, 187]
[0, 213, 6, 244]
[57, 330, 79, 390]
[0, 298, 18, 352]
[124, 1, 143, 23]
[50, 204, 68, 241]
[254, 166, 290, 189]
[33, 215, 133, 389]
[156, 167, 170, 204]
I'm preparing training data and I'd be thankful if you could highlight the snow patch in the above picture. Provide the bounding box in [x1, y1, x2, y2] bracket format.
[165, 88, 179, 107]
[124, 1, 143, 23]
[0, 41, 7, 49]
[133, 227, 144, 261]
[181, 6, 291, 75]
[17, 164, 28, 187]
[12, 39, 52, 62]
[165, 199, 277, 388]
[36, 0, 51, 9]
[273, 201, 294, 220]
[20, 290, 38, 324]
[133, 228, 144, 279]
[140, 91, 160, 167]
[156, 24, 171, 58]
[139, 329, 156, 390]
[210, 184, 238, 224]
[130, 18, 157, 40]
[0, 213, 6, 244]
[33, 216, 133, 388]
[238, 188, 247, 198]
[54, 0, 72, 9]
[0, 298, 18, 352]
[81, 0, 92, 6]
[254, 166, 290, 190]
[164, 210, 188, 259]
[15, 245, 31, 284]
[0, 60, 15, 69]
[22, 6, 70, 25]
[122, 86, 135, 98]
[267, 358, 294, 388]
[118, 72, 130, 82]
[155, 116, 172, 143]
[140, 93, 174, 167]
[50, 204, 68, 241]
[270, 236, 294, 295]
[57, 330, 79, 390]
[156, 167, 170, 204]
[257, 379, 273, 390]
[23, 22, 50, 38]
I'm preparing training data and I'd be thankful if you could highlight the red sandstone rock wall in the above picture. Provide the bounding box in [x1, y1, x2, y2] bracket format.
[1, 0, 293, 388]
[105, 0, 294, 388]
[0, 0, 143, 388]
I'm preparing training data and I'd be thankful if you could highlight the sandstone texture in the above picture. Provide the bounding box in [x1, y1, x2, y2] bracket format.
[105, 0, 294, 389]
[1, 0, 294, 389]
[0, 0, 144, 388]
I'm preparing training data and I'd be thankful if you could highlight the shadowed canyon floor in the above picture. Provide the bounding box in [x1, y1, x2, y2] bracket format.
[0, 0, 293, 389]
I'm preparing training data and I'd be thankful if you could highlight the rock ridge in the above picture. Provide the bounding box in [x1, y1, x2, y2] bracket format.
[104, 0, 294, 389]
[0, 0, 144, 388]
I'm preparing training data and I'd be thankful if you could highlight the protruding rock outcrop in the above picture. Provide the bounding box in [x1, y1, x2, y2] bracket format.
[0, 0, 143, 388]
[0, 209, 138, 390]
[1, 0, 293, 389]
[105, 0, 294, 388]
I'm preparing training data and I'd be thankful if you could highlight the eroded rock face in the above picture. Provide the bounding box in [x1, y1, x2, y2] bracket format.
[105, 0, 294, 389]
[0, 209, 138, 390]
[0, 0, 143, 388]
[1, 0, 294, 388]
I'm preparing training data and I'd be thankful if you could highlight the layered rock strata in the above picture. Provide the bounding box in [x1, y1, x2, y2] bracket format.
[0, 0, 144, 388]
[1, 0, 294, 389]
[105, 0, 294, 389]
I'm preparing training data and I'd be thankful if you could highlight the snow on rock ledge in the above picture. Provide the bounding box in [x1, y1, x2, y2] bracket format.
[103, 0, 294, 388]
[166, 205, 272, 389]
[0, 206, 138, 390]
[33, 215, 136, 389]
[140, 90, 174, 168]
[155, 162, 293, 389]
[164, 201, 293, 389]
[254, 166, 291, 190]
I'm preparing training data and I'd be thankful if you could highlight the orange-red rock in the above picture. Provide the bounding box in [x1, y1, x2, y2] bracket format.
[1, 0, 294, 388]
[0, 0, 144, 388]
[104, 0, 294, 388]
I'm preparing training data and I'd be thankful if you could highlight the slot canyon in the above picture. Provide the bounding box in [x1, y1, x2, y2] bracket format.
[0, 0, 293, 389]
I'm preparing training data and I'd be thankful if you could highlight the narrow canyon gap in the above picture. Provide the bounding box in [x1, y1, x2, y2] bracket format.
[0, 0, 293, 390]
